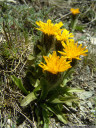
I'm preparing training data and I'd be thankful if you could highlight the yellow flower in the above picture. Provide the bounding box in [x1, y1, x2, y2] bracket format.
[70, 8, 80, 15]
[39, 51, 71, 74]
[55, 29, 74, 42]
[36, 19, 63, 36]
[58, 41, 88, 60]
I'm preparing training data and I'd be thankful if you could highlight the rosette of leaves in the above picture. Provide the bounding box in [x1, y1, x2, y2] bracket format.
[11, 67, 83, 128]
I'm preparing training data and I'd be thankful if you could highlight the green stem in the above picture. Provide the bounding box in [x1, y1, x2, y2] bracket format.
[71, 15, 79, 32]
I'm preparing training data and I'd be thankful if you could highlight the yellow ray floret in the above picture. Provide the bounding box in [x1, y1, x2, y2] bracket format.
[58, 41, 88, 60]
[39, 51, 71, 74]
[36, 19, 63, 35]
[70, 8, 80, 15]
[55, 29, 74, 42]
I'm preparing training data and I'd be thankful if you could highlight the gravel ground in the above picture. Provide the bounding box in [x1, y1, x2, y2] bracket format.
[0, 0, 96, 128]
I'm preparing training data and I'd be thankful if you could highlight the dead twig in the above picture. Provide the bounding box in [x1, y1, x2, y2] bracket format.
[12, 102, 37, 128]
[63, 104, 82, 125]
[0, 44, 29, 73]
[55, 12, 71, 21]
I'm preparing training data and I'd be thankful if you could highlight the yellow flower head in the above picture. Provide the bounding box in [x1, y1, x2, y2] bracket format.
[58, 41, 88, 60]
[70, 8, 80, 15]
[39, 51, 71, 74]
[36, 19, 63, 36]
[55, 29, 74, 42]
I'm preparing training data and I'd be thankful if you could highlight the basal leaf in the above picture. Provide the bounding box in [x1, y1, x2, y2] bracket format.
[50, 96, 78, 104]
[42, 108, 49, 128]
[34, 79, 40, 88]
[46, 104, 67, 124]
[33, 84, 41, 93]
[35, 107, 41, 126]
[20, 92, 37, 106]
[11, 75, 29, 95]
[50, 98, 65, 104]
[59, 96, 78, 102]
[68, 88, 84, 93]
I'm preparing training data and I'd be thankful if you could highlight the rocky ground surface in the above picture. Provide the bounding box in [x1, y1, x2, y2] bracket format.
[0, 0, 96, 128]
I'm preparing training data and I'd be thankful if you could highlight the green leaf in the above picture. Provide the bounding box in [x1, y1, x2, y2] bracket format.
[60, 96, 78, 106]
[68, 88, 84, 93]
[40, 78, 49, 101]
[59, 96, 78, 102]
[41, 106, 49, 128]
[62, 78, 68, 87]
[56, 86, 70, 95]
[46, 104, 67, 124]
[63, 68, 74, 80]
[34, 79, 40, 88]
[75, 25, 84, 32]
[20, 92, 37, 106]
[11, 75, 29, 95]
[37, 45, 46, 55]
[35, 107, 41, 127]
[49, 98, 65, 104]
[47, 86, 70, 102]
[33, 84, 41, 93]
[50, 96, 78, 104]
[27, 54, 35, 65]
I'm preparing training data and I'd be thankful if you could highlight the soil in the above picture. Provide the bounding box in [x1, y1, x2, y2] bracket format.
[0, 0, 96, 128]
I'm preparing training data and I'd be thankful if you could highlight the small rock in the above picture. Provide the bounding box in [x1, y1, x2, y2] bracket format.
[77, 91, 93, 100]
[90, 110, 96, 114]
[86, 66, 90, 74]
[91, 37, 96, 45]
[80, 106, 86, 112]
[7, 119, 12, 126]
[87, 101, 93, 109]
